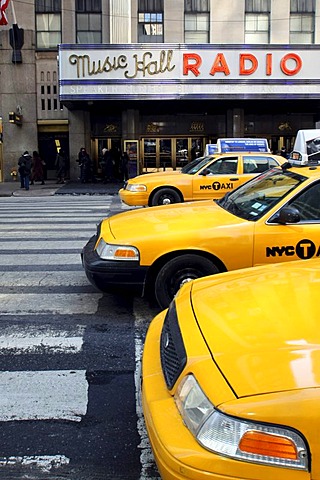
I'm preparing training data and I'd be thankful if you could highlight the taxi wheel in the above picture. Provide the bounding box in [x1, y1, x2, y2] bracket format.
[155, 254, 220, 309]
[151, 188, 181, 206]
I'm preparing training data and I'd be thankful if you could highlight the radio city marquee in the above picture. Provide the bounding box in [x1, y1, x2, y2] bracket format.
[58, 44, 320, 101]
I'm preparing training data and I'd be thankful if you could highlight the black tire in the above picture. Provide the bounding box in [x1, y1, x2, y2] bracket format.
[151, 188, 181, 206]
[155, 254, 220, 309]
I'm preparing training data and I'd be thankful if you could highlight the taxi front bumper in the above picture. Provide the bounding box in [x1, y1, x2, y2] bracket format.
[119, 187, 149, 207]
[81, 235, 148, 294]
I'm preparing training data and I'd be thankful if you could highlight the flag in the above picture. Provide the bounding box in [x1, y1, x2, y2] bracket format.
[0, 0, 10, 26]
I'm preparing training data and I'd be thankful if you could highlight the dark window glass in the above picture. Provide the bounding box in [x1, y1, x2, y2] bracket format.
[290, 0, 315, 12]
[76, 0, 101, 12]
[245, 0, 270, 12]
[76, 0, 102, 44]
[35, 0, 61, 12]
[138, 0, 163, 11]
[138, 0, 163, 42]
[185, 0, 209, 12]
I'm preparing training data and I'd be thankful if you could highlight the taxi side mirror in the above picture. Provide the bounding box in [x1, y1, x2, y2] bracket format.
[277, 206, 301, 224]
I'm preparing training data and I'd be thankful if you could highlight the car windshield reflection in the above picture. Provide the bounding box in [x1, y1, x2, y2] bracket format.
[217, 168, 307, 221]
[182, 156, 215, 174]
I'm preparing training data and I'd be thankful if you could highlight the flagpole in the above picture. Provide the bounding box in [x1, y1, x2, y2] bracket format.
[10, 0, 17, 24]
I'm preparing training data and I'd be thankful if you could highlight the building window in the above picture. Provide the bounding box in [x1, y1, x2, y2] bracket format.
[40, 70, 62, 112]
[138, 0, 164, 43]
[184, 0, 209, 43]
[76, 0, 102, 44]
[290, 0, 315, 44]
[35, 0, 61, 49]
[245, 0, 270, 44]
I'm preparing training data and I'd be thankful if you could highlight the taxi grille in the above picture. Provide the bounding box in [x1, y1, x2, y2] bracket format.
[160, 302, 187, 390]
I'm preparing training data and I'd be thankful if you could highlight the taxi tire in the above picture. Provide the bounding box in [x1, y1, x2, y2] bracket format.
[155, 254, 220, 309]
[151, 188, 181, 206]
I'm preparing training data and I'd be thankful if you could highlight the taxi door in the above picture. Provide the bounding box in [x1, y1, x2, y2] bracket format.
[252, 182, 320, 267]
[191, 156, 241, 201]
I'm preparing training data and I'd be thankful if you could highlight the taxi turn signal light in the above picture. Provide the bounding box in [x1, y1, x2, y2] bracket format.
[239, 431, 298, 460]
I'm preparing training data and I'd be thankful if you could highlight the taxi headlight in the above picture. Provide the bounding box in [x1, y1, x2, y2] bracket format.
[96, 238, 139, 261]
[126, 183, 147, 192]
[174, 375, 308, 470]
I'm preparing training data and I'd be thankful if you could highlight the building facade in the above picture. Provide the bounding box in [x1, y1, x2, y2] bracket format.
[1, 0, 320, 182]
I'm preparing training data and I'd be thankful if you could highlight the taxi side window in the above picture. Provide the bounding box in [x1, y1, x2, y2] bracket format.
[243, 156, 276, 174]
[206, 157, 238, 175]
[289, 182, 320, 221]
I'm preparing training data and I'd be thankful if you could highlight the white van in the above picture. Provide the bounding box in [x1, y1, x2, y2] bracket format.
[290, 129, 320, 165]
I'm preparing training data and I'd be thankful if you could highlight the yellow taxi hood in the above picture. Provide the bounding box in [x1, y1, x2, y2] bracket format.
[107, 200, 241, 240]
[129, 171, 186, 183]
[190, 260, 320, 398]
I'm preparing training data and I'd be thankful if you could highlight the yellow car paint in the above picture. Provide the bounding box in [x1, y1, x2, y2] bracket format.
[142, 259, 320, 479]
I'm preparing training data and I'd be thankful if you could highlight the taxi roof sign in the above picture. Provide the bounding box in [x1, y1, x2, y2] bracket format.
[289, 129, 320, 166]
[205, 144, 218, 155]
[217, 138, 270, 153]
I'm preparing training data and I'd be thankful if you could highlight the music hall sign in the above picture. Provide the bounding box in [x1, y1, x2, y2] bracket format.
[58, 43, 320, 101]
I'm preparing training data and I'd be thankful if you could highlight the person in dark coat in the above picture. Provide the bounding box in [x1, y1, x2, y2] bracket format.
[30, 150, 45, 185]
[18, 151, 32, 190]
[121, 152, 129, 181]
[280, 146, 288, 158]
[55, 149, 67, 184]
[77, 147, 92, 183]
[102, 148, 114, 183]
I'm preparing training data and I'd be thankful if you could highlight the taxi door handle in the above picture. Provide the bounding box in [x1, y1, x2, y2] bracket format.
[230, 177, 239, 181]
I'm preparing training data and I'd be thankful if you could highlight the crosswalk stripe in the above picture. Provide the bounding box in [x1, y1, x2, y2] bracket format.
[0, 253, 82, 265]
[0, 293, 102, 315]
[0, 370, 88, 421]
[0, 324, 85, 354]
[0, 240, 89, 249]
[0, 271, 90, 286]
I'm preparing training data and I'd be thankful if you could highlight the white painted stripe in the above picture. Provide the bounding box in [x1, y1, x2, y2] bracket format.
[0, 325, 85, 354]
[0, 240, 88, 249]
[0, 204, 110, 209]
[0, 271, 89, 287]
[0, 455, 70, 472]
[0, 224, 101, 230]
[133, 298, 161, 480]
[0, 216, 104, 222]
[0, 293, 102, 315]
[0, 370, 88, 421]
[0, 253, 81, 265]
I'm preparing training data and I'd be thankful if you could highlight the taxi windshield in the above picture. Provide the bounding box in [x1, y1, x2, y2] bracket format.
[218, 167, 307, 221]
[182, 156, 216, 174]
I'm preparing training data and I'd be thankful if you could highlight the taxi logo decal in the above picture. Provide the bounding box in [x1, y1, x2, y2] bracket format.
[266, 239, 318, 259]
[200, 182, 233, 191]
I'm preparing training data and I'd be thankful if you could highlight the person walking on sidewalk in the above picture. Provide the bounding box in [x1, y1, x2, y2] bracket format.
[30, 150, 45, 185]
[18, 151, 32, 190]
[55, 149, 67, 184]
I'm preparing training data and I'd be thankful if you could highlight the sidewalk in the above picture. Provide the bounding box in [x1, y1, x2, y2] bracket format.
[0, 180, 123, 197]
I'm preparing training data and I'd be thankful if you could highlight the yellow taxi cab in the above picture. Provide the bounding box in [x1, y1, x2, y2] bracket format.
[82, 162, 320, 309]
[142, 258, 320, 480]
[119, 151, 285, 207]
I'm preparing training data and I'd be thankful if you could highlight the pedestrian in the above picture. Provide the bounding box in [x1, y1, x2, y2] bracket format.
[101, 148, 107, 181]
[102, 148, 114, 183]
[55, 149, 67, 183]
[280, 146, 288, 158]
[77, 147, 92, 183]
[30, 150, 45, 185]
[121, 151, 129, 181]
[18, 151, 32, 190]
